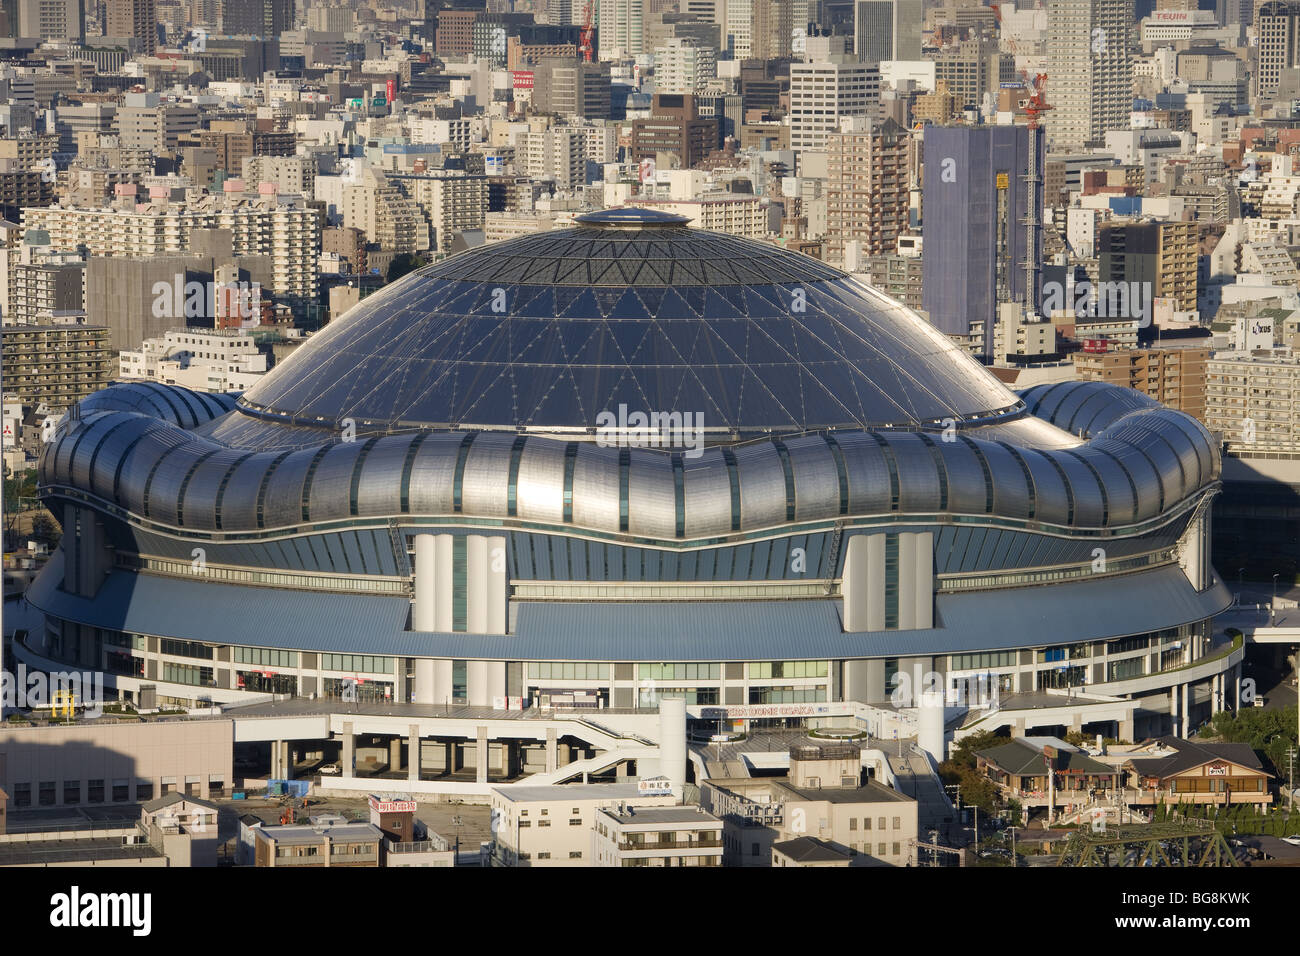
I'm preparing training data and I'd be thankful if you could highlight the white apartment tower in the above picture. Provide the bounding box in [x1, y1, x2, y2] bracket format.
[655, 37, 718, 93]
[598, 0, 644, 59]
[1046, 0, 1133, 150]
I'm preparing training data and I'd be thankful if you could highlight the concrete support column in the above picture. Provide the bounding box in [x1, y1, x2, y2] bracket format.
[1011, 719, 1025, 738]
[1069, 713, 1083, 734]
[1119, 717, 1135, 742]
[1234, 664, 1241, 711]
[546, 728, 557, 773]
[389, 736, 402, 773]
[467, 659, 489, 707]
[270, 740, 282, 778]
[282, 741, 292, 780]
[487, 535, 508, 634]
[1169, 687, 1180, 736]
[342, 723, 355, 776]
[898, 533, 917, 630]
[467, 536, 488, 634]
[435, 659, 454, 707]
[414, 658, 435, 705]
[413, 534, 441, 631]
[486, 661, 507, 707]
[1181, 682, 1190, 734]
[445, 740, 455, 774]
[476, 727, 489, 784]
[408, 725, 420, 782]
[842, 533, 886, 633]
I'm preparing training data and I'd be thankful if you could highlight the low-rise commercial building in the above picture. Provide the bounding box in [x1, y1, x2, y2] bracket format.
[0, 718, 234, 810]
[254, 822, 384, 867]
[702, 743, 919, 867]
[489, 782, 677, 867]
[591, 806, 723, 867]
[772, 835, 853, 867]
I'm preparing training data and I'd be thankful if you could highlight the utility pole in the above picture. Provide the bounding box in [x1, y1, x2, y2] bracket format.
[1288, 748, 1297, 811]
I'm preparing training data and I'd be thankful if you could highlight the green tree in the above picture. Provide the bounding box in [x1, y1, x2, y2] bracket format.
[938, 729, 1010, 814]
[386, 253, 430, 283]
[1205, 705, 1298, 777]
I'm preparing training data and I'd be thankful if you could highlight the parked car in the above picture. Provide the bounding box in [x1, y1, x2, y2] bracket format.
[318, 763, 341, 775]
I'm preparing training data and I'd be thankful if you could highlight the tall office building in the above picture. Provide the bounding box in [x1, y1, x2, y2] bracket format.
[533, 56, 613, 119]
[598, 0, 644, 58]
[542, 0, 575, 25]
[106, 0, 155, 54]
[222, 0, 292, 36]
[931, 36, 1016, 112]
[725, 0, 752, 57]
[1256, 1, 1300, 106]
[921, 124, 1043, 358]
[17, 0, 84, 41]
[789, 54, 880, 151]
[752, 0, 793, 60]
[1045, 0, 1133, 150]
[853, 0, 922, 63]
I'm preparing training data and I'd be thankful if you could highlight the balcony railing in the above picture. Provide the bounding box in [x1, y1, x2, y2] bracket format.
[619, 837, 722, 851]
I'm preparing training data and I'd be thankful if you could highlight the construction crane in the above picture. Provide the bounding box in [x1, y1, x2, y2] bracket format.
[1020, 72, 1051, 319]
[579, 2, 594, 63]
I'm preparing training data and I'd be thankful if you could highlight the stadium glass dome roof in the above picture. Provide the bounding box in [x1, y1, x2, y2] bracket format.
[237, 208, 1023, 438]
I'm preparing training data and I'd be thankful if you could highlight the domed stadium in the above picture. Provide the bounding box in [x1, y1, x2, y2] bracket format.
[25, 208, 1238, 760]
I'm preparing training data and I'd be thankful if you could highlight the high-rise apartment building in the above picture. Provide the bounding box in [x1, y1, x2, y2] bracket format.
[921, 124, 1042, 357]
[390, 172, 490, 256]
[654, 36, 718, 93]
[24, 197, 319, 319]
[1097, 219, 1199, 314]
[106, 0, 155, 54]
[1046, 0, 1133, 149]
[789, 56, 880, 151]
[1075, 345, 1209, 420]
[0, 324, 111, 412]
[853, 0, 922, 63]
[518, 127, 588, 190]
[826, 116, 911, 266]
[1206, 349, 1300, 452]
